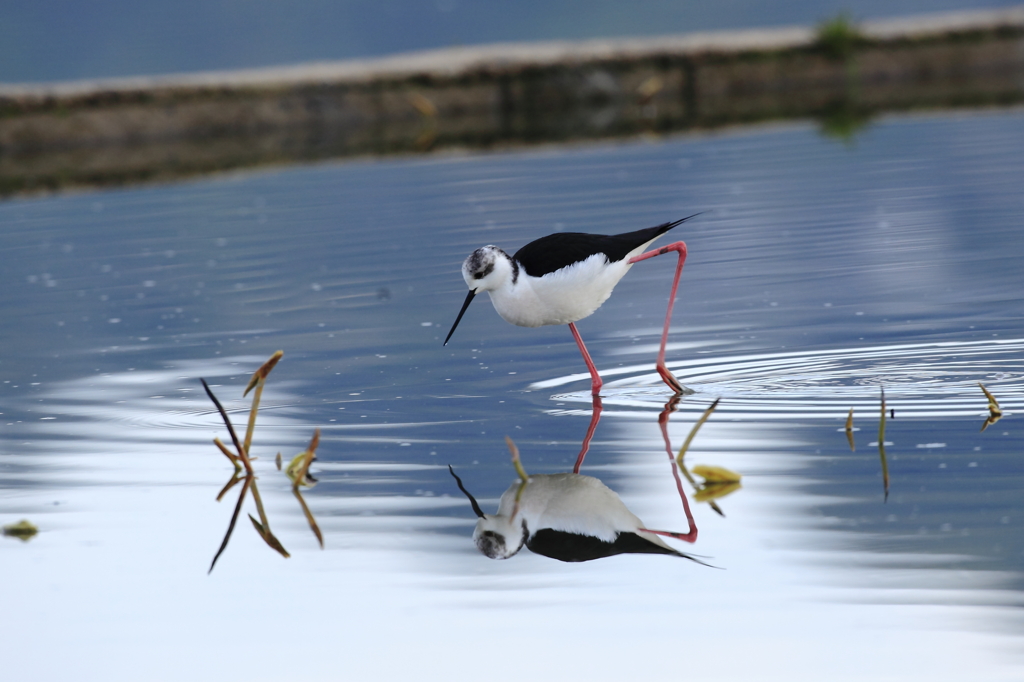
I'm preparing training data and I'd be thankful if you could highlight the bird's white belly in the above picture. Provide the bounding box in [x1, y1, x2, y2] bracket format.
[487, 255, 631, 327]
[498, 473, 642, 542]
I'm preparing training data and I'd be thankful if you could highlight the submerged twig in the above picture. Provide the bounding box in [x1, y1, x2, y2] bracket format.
[507, 435, 529, 483]
[675, 398, 721, 465]
[249, 512, 290, 558]
[293, 430, 320, 488]
[209, 474, 252, 573]
[213, 438, 241, 469]
[979, 382, 1003, 432]
[215, 469, 246, 502]
[201, 378, 252, 474]
[287, 430, 323, 547]
[845, 407, 855, 452]
[293, 488, 324, 549]
[505, 436, 530, 520]
[878, 387, 890, 502]
[203, 350, 326, 571]
[248, 478, 288, 557]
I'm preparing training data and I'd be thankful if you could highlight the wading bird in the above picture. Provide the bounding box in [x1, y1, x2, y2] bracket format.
[444, 216, 696, 395]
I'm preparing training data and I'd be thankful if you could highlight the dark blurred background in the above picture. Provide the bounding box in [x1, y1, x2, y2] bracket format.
[1, 0, 1018, 83]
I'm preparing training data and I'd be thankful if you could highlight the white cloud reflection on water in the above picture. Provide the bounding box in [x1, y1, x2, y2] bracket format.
[2, 373, 1024, 681]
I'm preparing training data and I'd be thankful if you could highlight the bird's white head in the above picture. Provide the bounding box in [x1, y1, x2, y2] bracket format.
[461, 245, 516, 293]
[448, 464, 528, 560]
[444, 246, 517, 346]
[473, 514, 528, 560]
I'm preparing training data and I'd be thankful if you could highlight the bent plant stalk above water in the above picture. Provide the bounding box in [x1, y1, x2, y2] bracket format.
[845, 407, 856, 452]
[669, 398, 741, 513]
[979, 382, 1003, 432]
[286, 430, 324, 548]
[878, 387, 890, 502]
[202, 350, 324, 572]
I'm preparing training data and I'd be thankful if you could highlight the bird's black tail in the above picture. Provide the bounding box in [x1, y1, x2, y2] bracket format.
[652, 212, 702, 238]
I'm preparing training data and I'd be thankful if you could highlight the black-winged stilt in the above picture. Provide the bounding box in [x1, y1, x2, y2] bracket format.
[448, 436, 701, 563]
[443, 215, 697, 395]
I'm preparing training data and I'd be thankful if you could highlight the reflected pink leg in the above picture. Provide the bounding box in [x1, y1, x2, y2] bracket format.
[628, 241, 688, 394]
[568, 322, 602, 396]
[639, 398, 698, 543]
[572, 395, 603, 474]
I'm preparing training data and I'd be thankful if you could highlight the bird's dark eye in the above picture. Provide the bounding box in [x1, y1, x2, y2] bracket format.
[473, 272, 484, 279]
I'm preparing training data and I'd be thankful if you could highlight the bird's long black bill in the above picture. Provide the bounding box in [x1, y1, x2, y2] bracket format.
[443, 289, 476, 346]
[448, 465, 485, 518]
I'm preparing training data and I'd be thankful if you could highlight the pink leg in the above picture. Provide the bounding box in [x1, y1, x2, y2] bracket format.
[628, 241, 688, 394]
[572, 395, 603, 474]
[639, 398, 698, 543]
[568, 322, 602, 396]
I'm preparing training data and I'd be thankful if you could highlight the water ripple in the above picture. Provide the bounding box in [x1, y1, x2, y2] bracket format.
[542, 338, 1024, 418]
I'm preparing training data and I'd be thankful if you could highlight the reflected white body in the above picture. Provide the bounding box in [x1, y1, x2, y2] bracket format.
[462, 241, 658, 328]
[472, 473, 677, 559]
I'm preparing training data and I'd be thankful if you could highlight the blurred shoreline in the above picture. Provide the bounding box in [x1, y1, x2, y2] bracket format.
[1, 6, 1022, 197]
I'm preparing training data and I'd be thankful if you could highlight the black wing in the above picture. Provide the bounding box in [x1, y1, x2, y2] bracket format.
[526, 529, 687, 562]
[513, 217, 694, 278]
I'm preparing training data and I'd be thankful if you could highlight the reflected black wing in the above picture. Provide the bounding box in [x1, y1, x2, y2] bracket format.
[513, 217, 692, 278]
[526, 529, 685, 562]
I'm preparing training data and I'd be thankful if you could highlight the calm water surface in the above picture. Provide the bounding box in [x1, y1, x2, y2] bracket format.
[3, 0, 1019, 82]
[2, 110, 1024, 681]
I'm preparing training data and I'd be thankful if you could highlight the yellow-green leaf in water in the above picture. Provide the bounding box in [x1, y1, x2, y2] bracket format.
[691, 465, 742, 483]
[694, 482, 742, 503]
[3, 519, 39, 541]
[285, 451, 316, 487]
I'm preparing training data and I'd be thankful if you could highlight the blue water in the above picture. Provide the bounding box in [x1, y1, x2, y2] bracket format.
[2, 1, 1020, 83]
[1, 110, 1023, 680]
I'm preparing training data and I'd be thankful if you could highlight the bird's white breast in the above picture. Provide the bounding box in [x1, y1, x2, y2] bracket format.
[486, 254, 632, 327]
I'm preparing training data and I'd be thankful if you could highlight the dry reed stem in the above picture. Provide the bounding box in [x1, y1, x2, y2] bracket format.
[209, 475, 252, 573]
[878, 387, 890, 501]
[676, 398, 720, 465]
[215, 470, 246, 502]
[979, 382, 1004, 432]
[845, 408, 855, 451]
[213, 438, 240, 467]
[201, 378, 252, 474]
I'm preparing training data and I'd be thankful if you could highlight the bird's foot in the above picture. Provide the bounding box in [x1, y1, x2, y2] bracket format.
[657, 363, 686, 395]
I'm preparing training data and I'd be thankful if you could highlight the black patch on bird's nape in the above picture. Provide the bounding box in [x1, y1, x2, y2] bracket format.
[476, 530, 506, 559]
[466, 248, 494, 280]
[475, 519, 528, 559]
[512, 215, 698, 278]
[466, 246, 514, 281]
[510, 256, 519, 285]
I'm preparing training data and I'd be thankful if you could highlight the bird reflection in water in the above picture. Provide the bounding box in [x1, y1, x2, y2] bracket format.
[449, 394, 736, 565]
